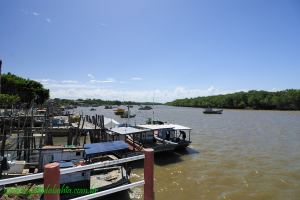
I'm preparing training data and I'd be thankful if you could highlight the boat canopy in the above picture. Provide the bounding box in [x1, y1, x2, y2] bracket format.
[137, 124, 175, 130]
[137, 124, 191, 131]
[109, 127, 150, 135]
[104, 117, 120, 128]
[84, 141, 128, 156]
[59, 161, 75, 168]
[71, 117, 120, 130]
[104, 117, 120, 125]
[168, 124, 192, 130]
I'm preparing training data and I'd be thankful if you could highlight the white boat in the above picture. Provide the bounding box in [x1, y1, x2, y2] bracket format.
[40, 141, 130, 190]
[137, 124, 192, 149]
[107, 126, 176, 153]
[203, 107, 223, 114]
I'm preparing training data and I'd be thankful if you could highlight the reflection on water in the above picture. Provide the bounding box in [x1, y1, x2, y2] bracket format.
[65, 106, 300, 200]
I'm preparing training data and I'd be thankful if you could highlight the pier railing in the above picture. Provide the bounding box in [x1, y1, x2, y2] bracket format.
[0, 148, 154, 200]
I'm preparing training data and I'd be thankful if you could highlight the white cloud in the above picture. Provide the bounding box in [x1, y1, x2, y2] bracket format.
[32, 12, 40, 16]
[131, 77, 143, 81]
[89, 78, 116, 83]
[34, 79, 56, 85]
[38, 77, 239, 102]
[45, 18, 51, 23]
[48, 86, 226, 102]
[87, 74, 95, 79]
[61, 80, 78, 84]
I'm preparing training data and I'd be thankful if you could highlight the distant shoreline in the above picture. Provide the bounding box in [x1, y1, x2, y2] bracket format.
[166, 105, 300, 111]
[166, 89, 300, 111]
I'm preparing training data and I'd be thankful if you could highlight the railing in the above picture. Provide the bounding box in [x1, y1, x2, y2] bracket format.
[0, 149, 154, 200]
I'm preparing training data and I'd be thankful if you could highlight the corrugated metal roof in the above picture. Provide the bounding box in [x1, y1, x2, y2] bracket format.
[110, 127, 150, 135]
[84, 141, 128, 156]
[137, 124, 191, 130]
[59, 161, 75, 168]
[137, 124, 175, 130]
[168, 124, 192, 130]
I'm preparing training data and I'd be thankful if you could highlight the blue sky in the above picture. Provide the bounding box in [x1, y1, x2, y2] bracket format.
[1, 0, 300, 102]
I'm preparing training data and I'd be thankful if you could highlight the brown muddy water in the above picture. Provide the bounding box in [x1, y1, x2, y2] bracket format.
[57, 105, 300, 200]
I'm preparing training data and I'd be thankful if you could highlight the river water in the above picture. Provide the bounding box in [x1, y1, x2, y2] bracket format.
[68, 105, 300, 200]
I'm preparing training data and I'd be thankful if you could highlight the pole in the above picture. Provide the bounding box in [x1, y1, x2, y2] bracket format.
[144, 148, 154, 200]
[0, 59, 2, 94]
[44, 162, 60, 200]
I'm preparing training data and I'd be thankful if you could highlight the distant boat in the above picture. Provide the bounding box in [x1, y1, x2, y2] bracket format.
[138, 105, 152, 110]
[104, 105, 113, 109]
[120, 111, 136, 118]
[114, 108, 125, 115]
[203, 107, 223, 114]
[90, 108, 96, 111]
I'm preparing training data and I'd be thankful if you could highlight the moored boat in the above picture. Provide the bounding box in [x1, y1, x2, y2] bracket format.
[137, 124, 192, 149]
[138, 105, 152, 110]
[39, 141, 131, 192]
[107, 126, 176, 153]
[120, 111, 136, 118]
[114, 108, 125, 115]
[104, 105, 113, 109]
[203, 107, 223, 114]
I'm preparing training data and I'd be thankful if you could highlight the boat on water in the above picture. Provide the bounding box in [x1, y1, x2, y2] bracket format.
[107, 126, 176, 153]
[104, 105, 113, 109]
[138, 105, 152, 110]
[90, 108, 96, 111]
[120, 111, 136, 118]
[39, 141, 131, 192]
[137, 124, 192, 149]
[203, 107, 223, 114]
[114, 108, 125, 115]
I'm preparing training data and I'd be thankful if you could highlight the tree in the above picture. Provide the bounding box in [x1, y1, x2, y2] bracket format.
[1, 73, 49, 106]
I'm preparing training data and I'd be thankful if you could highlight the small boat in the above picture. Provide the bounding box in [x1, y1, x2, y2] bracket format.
[138, 106, 152, 110]
[104, 105, 113, 109]
[39, 141, 130, 193]
[90, 108, 96, 111]
[107, 126, 174, 153]
[114, 108, 125, 115]
[203, 107, 223, 114]
[120, 111, 136, 118]
[137, 124, 192, 150]
[146, 118, 165, 125]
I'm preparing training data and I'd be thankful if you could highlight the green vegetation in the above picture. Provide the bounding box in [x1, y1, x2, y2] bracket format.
[1, 73, 49, 105]
[166, 89, 300, 110]
[0, 94, 20, 105]
[54, 98, 161, 107]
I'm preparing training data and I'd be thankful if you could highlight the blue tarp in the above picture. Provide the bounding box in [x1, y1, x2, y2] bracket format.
[59, 161, 75, 168]
[84, 141, 129, 156]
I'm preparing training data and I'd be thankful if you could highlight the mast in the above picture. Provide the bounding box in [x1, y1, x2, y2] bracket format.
[152, 96, 154, 124]
[127, 105, 130, 126]
[0, 59, 2, 94]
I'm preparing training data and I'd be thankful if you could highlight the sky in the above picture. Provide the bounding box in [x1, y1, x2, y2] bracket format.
[0, 0, 300, 102]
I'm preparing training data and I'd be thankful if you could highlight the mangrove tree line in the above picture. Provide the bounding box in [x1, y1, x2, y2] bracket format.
[166, 89, 300, 110]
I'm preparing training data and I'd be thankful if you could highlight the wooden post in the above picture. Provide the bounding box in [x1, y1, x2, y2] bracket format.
[144, 148, 154, 200]
[44, 162, 60, 200]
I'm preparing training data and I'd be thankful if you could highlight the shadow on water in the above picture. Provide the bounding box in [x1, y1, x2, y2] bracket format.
[128, 159, 144, 169]
[94, 190, 130, 200]
[175, 147, 200, 156]
[154, 152, 183, 166]
[129, 147, 200, 168]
